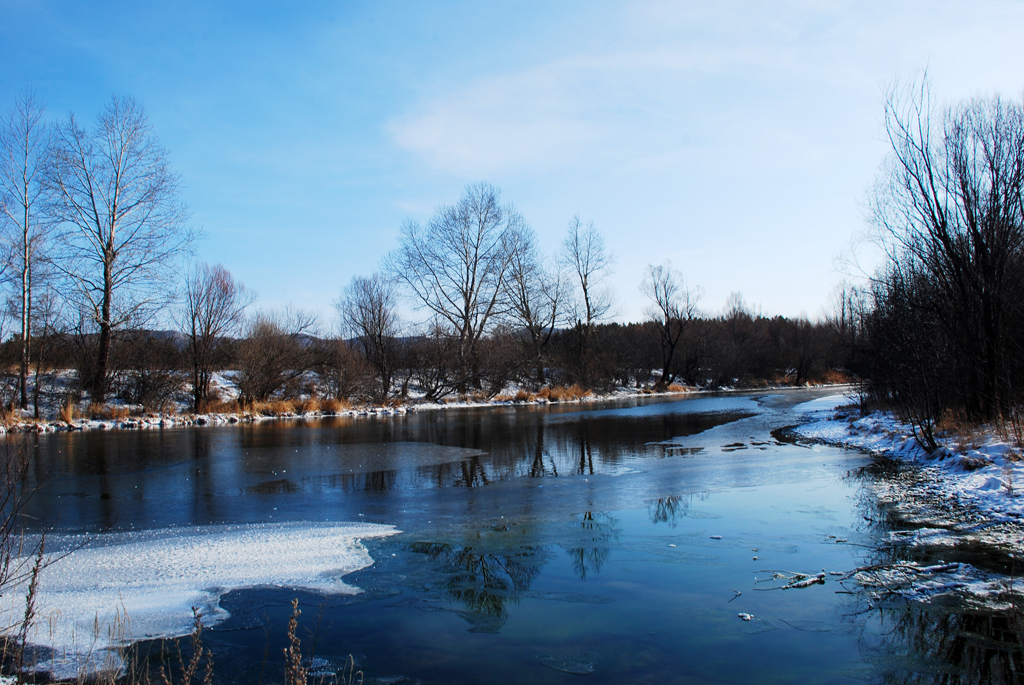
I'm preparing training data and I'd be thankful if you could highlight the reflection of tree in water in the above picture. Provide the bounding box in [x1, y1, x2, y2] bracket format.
[453, 456, 490, 487]
[648, 493, 711, 527]
[323, 469, 401, 492]
[860, 602, 1024, 684]
[842, 463, 1024, 683]
[576, 422, 595, 475]
[529, 422, 557, 478]
[409, 541, 542, 618]
[565, 512, 619, 580]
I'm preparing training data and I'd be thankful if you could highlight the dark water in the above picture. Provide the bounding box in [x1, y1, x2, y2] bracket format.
[16, 390, 1024, 684]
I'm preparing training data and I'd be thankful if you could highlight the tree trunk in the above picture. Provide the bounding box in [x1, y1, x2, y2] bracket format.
[18, 218, 30, 410]
[94, 266, 113, 402]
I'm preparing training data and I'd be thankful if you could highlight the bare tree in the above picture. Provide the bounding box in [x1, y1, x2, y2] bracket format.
[180, 262, 254, 412]
[505, 225, 560, 386]
[870, 76, 1024, 420]
[389, 182, 523, 391]
[45, 95, 193, 402]
[0, 91, 53, 410]
[641, 261, 700, 389]
[235, 307, 318, 405]
[560, 215, 614, 383]
[339, 273, 400, 402]
[29, 284, 64, 419]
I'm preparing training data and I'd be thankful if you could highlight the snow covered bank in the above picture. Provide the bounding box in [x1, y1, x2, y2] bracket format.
[2, 521, 398, 679]
[796, 396, 1024, 525]
[794, 395, 1024, 609]
[0, 383, 856, 435]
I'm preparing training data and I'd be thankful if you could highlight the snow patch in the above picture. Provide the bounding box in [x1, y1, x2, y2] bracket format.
[796, 409, 1024, 526]
[2, 521, 397, 679]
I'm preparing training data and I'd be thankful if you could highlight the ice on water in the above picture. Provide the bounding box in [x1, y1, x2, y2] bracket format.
[3, 521, 398, 677]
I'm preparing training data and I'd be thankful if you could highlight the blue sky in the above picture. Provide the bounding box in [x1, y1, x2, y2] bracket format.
[3, 0, 1023, 325]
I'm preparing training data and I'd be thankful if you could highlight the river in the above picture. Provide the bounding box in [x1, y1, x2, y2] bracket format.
[10, 389, 1022, 684]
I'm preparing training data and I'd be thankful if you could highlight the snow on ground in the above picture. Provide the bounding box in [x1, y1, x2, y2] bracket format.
[852, 561, 1014, 609]
[795, 398, 1024, 608]
[1, 367, 855, 434]
[1, 521, 397, 679]
[796, 400, 1024, 523]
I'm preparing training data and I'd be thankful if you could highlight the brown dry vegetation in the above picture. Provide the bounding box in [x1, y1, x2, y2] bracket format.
[818, 369, 854, 385]
[89, 403, 133, 421]
[0, 405, 18, 427]
[537, 384, 591, 402]
[58, 400, 76, 423]
[320, 397, 350, 414]
[936, 408, 989, 452]
[196, 398, 240, 415]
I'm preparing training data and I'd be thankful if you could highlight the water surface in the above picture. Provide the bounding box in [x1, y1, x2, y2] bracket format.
[17, 390, 1021, 683]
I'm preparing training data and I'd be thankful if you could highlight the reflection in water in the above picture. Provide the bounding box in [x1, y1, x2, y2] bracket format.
[844, 459, 1024, 684]
[565, 512, 619, 580]
[860, 603, 1024, 684]
[24, 390, 1024, 683]
[648, 493, 712, 527]
[23, 401, 756, 532]
[409, 541, 543, 619]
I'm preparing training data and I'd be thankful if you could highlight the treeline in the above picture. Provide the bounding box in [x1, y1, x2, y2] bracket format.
[854, 78, 1024, 446]
[0, 91, 856, 418]
[0, 303, 854, 413]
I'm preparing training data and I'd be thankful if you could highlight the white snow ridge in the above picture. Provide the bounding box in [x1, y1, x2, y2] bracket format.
[2, 521, 398, 679]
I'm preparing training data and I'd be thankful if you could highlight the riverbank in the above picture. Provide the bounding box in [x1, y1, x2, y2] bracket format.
[0, 381, 851, 434]
[795, 396, 1024, 554]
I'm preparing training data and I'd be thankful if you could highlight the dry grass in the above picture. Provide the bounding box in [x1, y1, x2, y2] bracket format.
[936, 408, 985, 451]
[59, 400, 76, 423]
[997, 406, 1024, 461]
[321, 397, 351, 414]
[665, 383, 688, 393]
[0, 404, 19, 427]
[89, 403, 132, 421]
[494, 389, 536, 402]
[267, 400, 296, 416]
[283, 599, 307, 685]
[537, 384, 591, 402]
[155, 609, 214, 685]
[197, 398, 240, 414]
[299, 397, 321, 414]
[5, 593, 368, 685]
[818, 369, 855, 385]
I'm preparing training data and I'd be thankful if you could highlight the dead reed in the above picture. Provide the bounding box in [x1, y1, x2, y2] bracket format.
[320, 397, 350, 414]
[197, 398, 240, 415]
[283, 599, 307, 685]
[536, 384, 591, 402]
[88, 403, 132, 421]
[155, 609, 214, 685]
[58, 400, 77, 424]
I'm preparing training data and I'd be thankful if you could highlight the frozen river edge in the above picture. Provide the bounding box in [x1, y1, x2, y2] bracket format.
[2, 522, 399, 680]
[795, 395, 1024, 610]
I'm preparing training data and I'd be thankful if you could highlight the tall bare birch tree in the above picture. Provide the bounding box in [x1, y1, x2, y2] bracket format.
[180, 262, 253, 412]
[506, 226, 561, 386]
[561, 215, 614, 382]
[0, 92, 53, 409]
[340, 273, 400, 401]
[390, 182, 523, 391]
[46, 96, 193, 401]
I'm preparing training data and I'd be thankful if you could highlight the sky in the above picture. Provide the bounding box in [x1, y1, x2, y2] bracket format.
[2, 0, 1023, 326]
